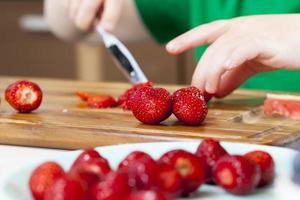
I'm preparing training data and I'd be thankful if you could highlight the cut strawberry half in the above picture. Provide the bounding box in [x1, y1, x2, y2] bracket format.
[76, 91, 117, 109]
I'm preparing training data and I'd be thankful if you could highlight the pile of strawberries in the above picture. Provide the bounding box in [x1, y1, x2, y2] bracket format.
[78, 82, 212, 126]
[29, 139, 275, 200]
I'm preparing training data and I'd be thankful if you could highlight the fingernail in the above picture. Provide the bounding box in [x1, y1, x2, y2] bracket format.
[101, 22, 113, 32]
[166, 42, 178, 52]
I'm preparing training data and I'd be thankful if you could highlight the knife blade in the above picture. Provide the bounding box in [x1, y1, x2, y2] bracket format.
[96, 26, 148, 84]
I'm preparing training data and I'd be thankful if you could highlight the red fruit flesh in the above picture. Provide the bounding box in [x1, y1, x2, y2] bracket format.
[5, 80, 43, 113]
[245, 151, 275, 187]
[118, 81, 153, 110]
[118, 151, 154, 171]
[156, 163, 182, 197]
[69, 158, 111, 188]
[172, 86, 208, 126]
[124, 190, 169, 200]
[44, 175, 88, 200]
[29, 161, 65, 200]
[130, 87, 172, 124]
[91, 171, 131, 200]
[71, 149, 104, 169]
[213, 155, 261, 195]
[86, 96, 117, 108]
[76, 91, 92, 101]
[196, 139, 228, 183]
[159, 150, 207, 196]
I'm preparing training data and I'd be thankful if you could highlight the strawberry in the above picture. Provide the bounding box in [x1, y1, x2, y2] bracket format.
[117, 81, 153, 110]
[195, 139, 228, 183]
[213, 155, 261, 195]
[69, 158, 111, 188]
[204, 91, 213, 102]
[172, 86, 208, 126]
[118, 151, 155, 171]
[86, 96, 117, 108]
[76, 91, 92, 101]
[158, 150, 207, 196]
[44, 175, 88, 200]
[130, 87, 172, 124]
[124, 190, 170, 200]
[5, 80, 43, 113]
[91, 170, 131, 200]
[29, 161, 65, 200]
[71, 149, 106, 169]
[245, 150, 275, 187]
[156, 163, 182, 197]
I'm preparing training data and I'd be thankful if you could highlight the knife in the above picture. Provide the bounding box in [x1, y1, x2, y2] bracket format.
[96, 26, 148, 84]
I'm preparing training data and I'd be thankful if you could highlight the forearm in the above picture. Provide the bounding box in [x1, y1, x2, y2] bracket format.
[44, 0, 150, 42]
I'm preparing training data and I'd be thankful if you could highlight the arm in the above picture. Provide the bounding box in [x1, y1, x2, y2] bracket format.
[44, 0, 150, 42]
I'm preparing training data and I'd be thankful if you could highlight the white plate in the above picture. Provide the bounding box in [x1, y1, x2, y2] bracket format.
[0, 141, 299, 200]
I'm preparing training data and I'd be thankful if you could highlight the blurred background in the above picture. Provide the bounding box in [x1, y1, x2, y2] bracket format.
[0, 0, 196, 84]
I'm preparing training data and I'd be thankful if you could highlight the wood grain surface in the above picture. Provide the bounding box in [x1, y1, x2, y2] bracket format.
[0, 76, 300, 150]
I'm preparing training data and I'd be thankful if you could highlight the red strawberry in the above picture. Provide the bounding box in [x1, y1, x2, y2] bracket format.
[124, 190, 169, 200]
[69, 158, 111, 188]
[29, 161, 65, 200]
[158, 150, 207, 196]
[76, 91, 92, 101]
[195, 139, 228, 183]
[118, 151, 154, 171]
[213, 155, 261, 195]
[172, 86, 208, 126]
[44, 175, 88, 200]
[118, 81, 153, 110]
[130, 87, 172, 124]
[156, 163, 182, 197]
[5, 80, 43, 113]
[204, 91, 213, 102]
[245, 150, 275, 187]
[86, 95, 117, 108]
[91, 170, 131, 200]
[71, 149, 105, 169]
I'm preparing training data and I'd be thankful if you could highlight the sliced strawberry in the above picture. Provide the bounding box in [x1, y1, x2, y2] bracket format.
[29, 161, 65, 200]
[124, 190, 169, 200]
[87, 96, 117, 108]
[76, 91, 92, 101]
[213, 155, 261, 195]
[70, 149, 105, 169]
[5, 80, 43, 113]
[245, 150, 275, 187]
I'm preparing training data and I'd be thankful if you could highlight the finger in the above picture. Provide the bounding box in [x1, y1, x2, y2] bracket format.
[63, 0, 70, 8]
[100, 0, 123, 31]
[166, 20, 229, 54]
[70, 0, 82, 21]
[203, 36, 243, 94]
[214, 63, 257, 98]
[191, 44, 217, 91]
[224, 39, 263, 70]
[75, 0, 104, 31]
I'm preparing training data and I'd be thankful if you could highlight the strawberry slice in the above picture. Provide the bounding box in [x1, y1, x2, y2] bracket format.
[76, 91, 117, 109]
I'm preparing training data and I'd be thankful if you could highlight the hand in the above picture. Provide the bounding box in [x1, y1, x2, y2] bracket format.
[166, 15, 300, 98]
[63, 0, 123, 32]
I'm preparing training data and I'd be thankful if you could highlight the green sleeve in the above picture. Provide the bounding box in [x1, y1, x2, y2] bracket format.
[134, 0, 191, 44]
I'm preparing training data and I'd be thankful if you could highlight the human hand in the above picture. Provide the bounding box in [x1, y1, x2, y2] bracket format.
[166, 15, 300, 97]
[63, 0, 123, 32]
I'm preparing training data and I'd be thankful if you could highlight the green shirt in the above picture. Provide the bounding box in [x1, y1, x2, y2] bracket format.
[135, 0, 300, 92]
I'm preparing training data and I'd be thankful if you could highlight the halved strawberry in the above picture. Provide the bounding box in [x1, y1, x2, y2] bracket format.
[213, 155, 261, 195]
[29, 161, 65, 200]
[158, 150, 207, 196]
[76, 91, 92, 101]
[87, 96, 117, 108]
[71, 149, 105, 169]
[5, 80, 43, 113]
[245, 150, 275, 187]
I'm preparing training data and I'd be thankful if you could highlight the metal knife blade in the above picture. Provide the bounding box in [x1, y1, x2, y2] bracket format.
[96, 26, 148, 84]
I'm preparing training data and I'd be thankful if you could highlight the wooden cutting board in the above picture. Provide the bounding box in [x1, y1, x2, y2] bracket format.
[0, 76, 300, 150]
